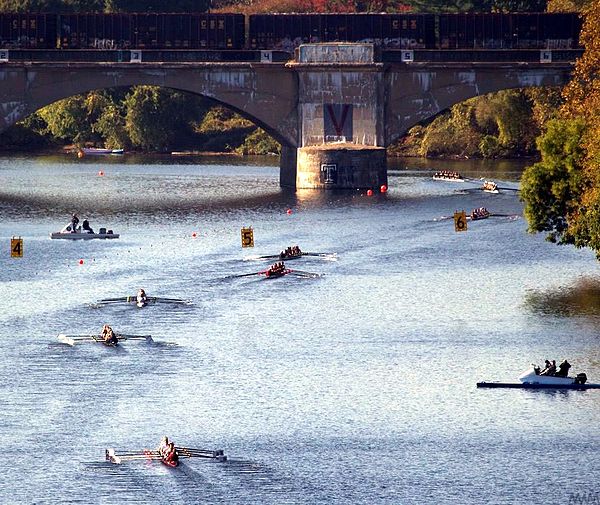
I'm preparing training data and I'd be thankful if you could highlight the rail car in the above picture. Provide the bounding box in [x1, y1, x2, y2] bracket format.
[248, 13, 436, 50]
[0, 12, 583, 52]
[0, 13, 245, 50]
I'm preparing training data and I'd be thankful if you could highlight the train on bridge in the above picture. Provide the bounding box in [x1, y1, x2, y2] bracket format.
[0, 12, 581, 53]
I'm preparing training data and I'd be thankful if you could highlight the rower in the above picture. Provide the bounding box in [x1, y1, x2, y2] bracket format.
[158, 436, 169, 457]
[163, 442, 179, 465]
[101, 324, 118, 345]
[137, 288, 147, 306]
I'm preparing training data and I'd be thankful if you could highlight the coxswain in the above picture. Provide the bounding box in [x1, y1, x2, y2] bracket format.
[71, 213, 79, 233]
[137, 288, 147, 306]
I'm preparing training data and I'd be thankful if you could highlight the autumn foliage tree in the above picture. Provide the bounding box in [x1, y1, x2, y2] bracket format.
[521, 1, 600, 257]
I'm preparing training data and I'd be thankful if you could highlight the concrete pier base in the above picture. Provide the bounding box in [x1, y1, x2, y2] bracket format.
[279, 145, 297, 188]
[296, 144, 387, 189]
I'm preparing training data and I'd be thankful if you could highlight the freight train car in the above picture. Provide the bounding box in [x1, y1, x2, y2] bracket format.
[0, 13, 57, 48]
[58, 13, 245, 49]
[438, 12, 582, 50]
[248, 13, 435, 51]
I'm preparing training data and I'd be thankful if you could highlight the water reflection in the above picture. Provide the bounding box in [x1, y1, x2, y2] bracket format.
[524, 276, 600, 317]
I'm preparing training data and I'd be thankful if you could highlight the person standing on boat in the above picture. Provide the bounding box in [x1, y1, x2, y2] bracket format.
[71, 213, 79, 233]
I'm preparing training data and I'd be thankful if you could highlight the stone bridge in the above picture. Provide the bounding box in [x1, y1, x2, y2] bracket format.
[0, 47, 576, 189]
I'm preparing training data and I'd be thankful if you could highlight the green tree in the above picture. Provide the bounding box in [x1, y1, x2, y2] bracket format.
[521, 118, 586, 244]
[124, 86, 204, 152]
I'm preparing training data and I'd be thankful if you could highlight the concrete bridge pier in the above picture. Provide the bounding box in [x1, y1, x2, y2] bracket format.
[287, 44, 387, 190]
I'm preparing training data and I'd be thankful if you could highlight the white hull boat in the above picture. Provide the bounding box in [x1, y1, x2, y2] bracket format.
[81, 148, 124, 155]
[51, 222, 119, 240]
[478, 366, 600, 389]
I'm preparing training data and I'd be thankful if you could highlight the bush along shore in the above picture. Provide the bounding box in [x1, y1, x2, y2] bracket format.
[0, 86, 562, 160]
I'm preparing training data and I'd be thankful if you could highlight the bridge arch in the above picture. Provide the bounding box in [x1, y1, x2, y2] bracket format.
[0, 64, 299, 147]
[385, 64, 574, 146]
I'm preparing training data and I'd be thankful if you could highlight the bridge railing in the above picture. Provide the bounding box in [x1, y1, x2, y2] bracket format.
[383, 49, 583, 63]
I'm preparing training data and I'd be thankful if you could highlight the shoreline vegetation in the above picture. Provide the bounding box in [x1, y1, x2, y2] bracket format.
[0, 87, 557, 162]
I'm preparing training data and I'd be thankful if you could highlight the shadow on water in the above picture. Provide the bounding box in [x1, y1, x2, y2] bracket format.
[523, 276, 600, 317]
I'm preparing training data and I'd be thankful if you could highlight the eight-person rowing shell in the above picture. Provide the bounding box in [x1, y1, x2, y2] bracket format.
[432, 170, 464, 182]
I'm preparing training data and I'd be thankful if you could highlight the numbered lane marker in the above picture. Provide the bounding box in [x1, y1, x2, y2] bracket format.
[241, 227, 254, 248]
[11, 236, 23, 258]
[454, 211, 467, 233]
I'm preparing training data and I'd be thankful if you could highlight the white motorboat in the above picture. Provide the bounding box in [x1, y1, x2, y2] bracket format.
[477, 365, 599, 389]
[50, 222, 119, 240]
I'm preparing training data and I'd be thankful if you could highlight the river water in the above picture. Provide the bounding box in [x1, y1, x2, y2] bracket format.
[1, 154, 599, 505]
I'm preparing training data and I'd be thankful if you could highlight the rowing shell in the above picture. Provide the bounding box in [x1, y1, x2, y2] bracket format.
[57, 334, 152, 346]
[106, 447, 227, 465]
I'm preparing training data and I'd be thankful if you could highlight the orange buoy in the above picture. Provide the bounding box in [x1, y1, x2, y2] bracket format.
[380, 184, 387, 193]
[367, 189, 373, 196]
[77, 150, 84, 158]
[98, 170, 104, 176]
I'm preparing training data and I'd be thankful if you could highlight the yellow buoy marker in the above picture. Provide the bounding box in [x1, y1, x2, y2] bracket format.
[241, 227, 254, 248]
[11, 236, 23, 258]
[454, 211, 467, 232]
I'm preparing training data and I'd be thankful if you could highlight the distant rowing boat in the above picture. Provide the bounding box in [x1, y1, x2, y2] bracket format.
[80, 148, 124, 156]
[105, 447, 227, 465]
[94, 296, 191, 307]
[57, 333, 152, 346]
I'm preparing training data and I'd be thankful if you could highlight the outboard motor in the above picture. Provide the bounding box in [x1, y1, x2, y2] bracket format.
[575, 373, 587, 385]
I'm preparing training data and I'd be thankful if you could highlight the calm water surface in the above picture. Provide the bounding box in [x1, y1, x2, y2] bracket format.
[1, 155, 599, 504]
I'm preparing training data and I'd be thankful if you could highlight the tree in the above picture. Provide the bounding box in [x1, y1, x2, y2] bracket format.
[124, 86, 205, 152]
[520, 118, 586, 243]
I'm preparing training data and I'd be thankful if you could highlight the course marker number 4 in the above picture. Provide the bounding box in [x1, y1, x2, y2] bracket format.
[11, 236, 23, 258]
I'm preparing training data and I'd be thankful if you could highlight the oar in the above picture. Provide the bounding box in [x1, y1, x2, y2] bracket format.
[119, 334, 152, 339]
[225, 270, 267, 279]
[287, 269, 321, 278]
[301, 252, 336, 257]
[97, 297, 130, 304]
[176, 447, 227, 461]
